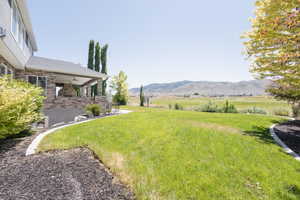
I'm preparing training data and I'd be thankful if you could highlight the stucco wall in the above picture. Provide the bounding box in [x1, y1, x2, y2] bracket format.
[0, 0, 33, 68]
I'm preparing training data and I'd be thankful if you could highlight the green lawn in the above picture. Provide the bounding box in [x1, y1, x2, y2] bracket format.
[129, 96, 291, 115]
[39, 107, 300, 200]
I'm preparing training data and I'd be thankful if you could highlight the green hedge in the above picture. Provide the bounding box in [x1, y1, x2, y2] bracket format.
[0, 76, 44, 139]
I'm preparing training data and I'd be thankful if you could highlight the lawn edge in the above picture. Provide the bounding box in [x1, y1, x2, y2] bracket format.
[269, 120, 300, 162]
[26, 110, 132, 156]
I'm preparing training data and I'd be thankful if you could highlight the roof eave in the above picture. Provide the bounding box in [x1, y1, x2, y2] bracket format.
[25, 66, 109, 80]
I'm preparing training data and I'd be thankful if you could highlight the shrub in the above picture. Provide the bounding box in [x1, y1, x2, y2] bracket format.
[168, 104, 172, 109]
[198, 101, 220, 113]
[221, 100, 238, 113]
[85, 104, 102, 117]
[273, 108, 290, 117]
[174, 103, 183, 110]
[240, 107, 267, 115]
[0, 76, 44, 139]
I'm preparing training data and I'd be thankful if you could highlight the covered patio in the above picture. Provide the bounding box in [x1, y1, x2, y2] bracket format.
[19, 56, 110, 126]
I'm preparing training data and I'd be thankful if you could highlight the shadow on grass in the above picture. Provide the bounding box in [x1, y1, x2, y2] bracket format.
[282, 185, 300, 199]
[243, 120, 283, 144]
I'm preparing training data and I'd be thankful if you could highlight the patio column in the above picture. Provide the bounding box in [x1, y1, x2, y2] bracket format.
[86, 83, 91, 97]
[80, 86, 86, 97]
[97, 78, 103, 96]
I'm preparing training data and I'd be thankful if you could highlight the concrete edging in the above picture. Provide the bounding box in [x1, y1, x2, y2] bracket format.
[26, 110, 132, 156]
[269, 123, 300, 162]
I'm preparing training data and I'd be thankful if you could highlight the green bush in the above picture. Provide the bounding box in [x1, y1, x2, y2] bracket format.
[174, 103, 183, 110]
[273, 108, 290, 117]
[221, 100, 238, 113]
[198, 101, 220, 113]
[168, 104, 172, 109]
[240, 107, 267, 115]
[0, 76, 44, 139]
[85, 104, 102, 116]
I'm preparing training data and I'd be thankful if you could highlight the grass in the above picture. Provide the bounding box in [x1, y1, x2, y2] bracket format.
[38, 107, 300, 200]
[130, 96, 291, 115]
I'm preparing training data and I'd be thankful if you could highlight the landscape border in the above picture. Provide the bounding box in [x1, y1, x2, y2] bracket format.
[26, 110, 132, 156]
[269, 122, 300, 162]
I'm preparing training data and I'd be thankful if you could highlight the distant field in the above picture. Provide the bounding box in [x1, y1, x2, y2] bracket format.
[129, 96, 291, 116]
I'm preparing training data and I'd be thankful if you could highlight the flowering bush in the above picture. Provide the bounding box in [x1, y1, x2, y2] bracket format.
[0, 76, 44, 139]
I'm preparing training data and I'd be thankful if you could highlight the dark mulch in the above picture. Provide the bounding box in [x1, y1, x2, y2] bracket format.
[0, 134, 134, 200]
[274, 120, 300, 155]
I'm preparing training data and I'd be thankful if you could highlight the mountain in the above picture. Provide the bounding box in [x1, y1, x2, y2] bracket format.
[130, 80, 270, 96]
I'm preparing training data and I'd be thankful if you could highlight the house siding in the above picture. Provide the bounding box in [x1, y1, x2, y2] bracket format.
[0, 0, 34, 69]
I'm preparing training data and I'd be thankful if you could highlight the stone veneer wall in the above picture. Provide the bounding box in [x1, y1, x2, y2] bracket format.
[44, 96, 109, 111]
[14, 69, 57, 103]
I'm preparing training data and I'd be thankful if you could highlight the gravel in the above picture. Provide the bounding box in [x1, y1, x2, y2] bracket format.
[0, 134, 134, 200]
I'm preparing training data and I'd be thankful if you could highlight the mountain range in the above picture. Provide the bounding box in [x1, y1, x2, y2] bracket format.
[130, 80, 270, 96]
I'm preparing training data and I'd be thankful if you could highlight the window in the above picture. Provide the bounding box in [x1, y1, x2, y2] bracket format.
[0, 64, 13, 77]
[11, 2, 18, 38]
[27, 76, 47, 92]
[0, 65, 6, 76]
[10, 0, 32, 52]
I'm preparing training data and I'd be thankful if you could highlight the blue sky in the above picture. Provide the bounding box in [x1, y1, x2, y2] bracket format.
[28, 0, 255, 88]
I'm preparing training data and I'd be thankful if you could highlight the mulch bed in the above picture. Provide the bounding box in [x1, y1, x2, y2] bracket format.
[0, 133, 134, 200]
[274, 120, 300, 155]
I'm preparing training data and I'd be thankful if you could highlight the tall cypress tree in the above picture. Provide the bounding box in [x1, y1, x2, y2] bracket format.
[94, 42, 101, 72]
[88, 40, 95, 70]
[140, 85, 145, 107]
[101, 44, 109, 96]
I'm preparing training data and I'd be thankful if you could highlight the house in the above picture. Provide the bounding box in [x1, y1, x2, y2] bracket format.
[0, 0, 110, 126]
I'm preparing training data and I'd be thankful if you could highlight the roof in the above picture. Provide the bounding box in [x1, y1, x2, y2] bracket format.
[26, 56, 108, 79]
[17, 0, 38, 51]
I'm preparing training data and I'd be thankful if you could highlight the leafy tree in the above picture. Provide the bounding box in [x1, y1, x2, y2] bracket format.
[110, 71, 129, 105]
[88, 40, 95, 70]
[95, 42, 101, 72]
[140, 85, 145, 107]
[101, 44, 109, 96]
[243, 0, 300, 117]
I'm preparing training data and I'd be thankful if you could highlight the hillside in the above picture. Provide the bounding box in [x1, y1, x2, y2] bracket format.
[130, 80, 270, 96]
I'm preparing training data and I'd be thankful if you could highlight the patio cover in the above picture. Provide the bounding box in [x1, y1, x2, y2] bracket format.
[26, 56, 108, 80]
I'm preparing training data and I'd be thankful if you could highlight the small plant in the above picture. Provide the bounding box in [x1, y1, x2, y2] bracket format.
[174, 103, 183, 110]
[273, 108, 290, 117]
[198, 101, 220, 113]
[168, 104, 172, 109]
[240, 107, 267, 115]
[221, 100, 238, 113]
[85, 104, 102, 117]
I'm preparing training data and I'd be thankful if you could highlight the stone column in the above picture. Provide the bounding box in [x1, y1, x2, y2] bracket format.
[80, 86, 85, 97]
[97, 78, 103, 96]
[86, 84, 91, 97]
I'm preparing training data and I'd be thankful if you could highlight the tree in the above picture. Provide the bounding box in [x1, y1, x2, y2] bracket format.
[243, 0, 300, 117]
[139, 85, 145, 107]
[94, 42, 101, 72]
[101, 44, 109, 96]
[88, 40, 95, 70]
[110, 71, 129, 105]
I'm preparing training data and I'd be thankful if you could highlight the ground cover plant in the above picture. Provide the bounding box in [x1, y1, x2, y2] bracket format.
[39, 107, 300, 200]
